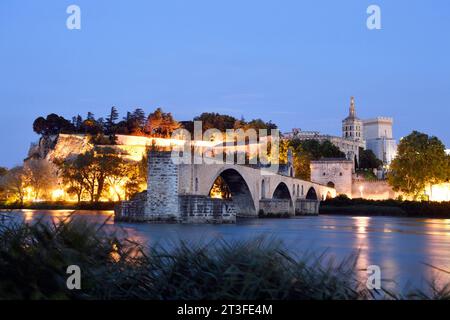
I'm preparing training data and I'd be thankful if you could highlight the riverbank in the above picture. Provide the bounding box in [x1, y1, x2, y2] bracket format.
[320, 198, 450, 218]
[0, 201, 117, 211]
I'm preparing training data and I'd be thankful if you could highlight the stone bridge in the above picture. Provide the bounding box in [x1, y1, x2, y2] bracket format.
[115, 151, 336, 223]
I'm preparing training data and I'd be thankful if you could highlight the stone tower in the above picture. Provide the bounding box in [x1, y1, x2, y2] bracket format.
[145, 150, 180, 221]
[342, 96, 363, 142]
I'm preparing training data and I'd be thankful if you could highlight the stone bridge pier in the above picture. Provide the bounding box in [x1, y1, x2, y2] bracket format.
[115, 151, 336, 223]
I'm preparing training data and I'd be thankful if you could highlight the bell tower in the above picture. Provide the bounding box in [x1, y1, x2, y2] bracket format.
[342, 96, 363, 142]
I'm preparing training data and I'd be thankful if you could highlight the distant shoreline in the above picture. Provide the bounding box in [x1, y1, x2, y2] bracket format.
[2, 199, 450, 219]
[320, 198, 450, 219]
[0, 201, 117, 211]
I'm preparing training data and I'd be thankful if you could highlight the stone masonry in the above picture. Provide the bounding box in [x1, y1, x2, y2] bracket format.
[115, 150, 335, 223]
[145, 151, 180, 221]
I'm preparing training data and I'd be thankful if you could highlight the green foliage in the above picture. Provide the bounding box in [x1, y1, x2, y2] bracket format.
[355, 169, 377, 181]
[32, 109, 277, 144]
[145, 108, 180, 137]
[194, 113, 238, 132]
[0, 167, 8, 201]
[0, 166, 26, 205]
[190, 113, 277, 133]
[359, 147, 383, 169]
[24, 159, 58, 201]
[0, 167, 7, 177]
[289, 139, 346, 180]
[56, 148, 138, 203]
[388, 131, 450, 199]
[33, 114, 75, 136]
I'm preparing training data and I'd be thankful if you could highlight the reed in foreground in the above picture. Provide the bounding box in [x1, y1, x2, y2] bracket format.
[0, 217, 449, 300]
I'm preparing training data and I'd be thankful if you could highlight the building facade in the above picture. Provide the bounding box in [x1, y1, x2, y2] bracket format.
[310, 159, 353, 196]
[285, 96, 398, 167]
[363, 117, 397, 165]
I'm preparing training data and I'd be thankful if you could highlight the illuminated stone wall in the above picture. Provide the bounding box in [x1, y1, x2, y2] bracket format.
[425, 183, 450, 202]
[145, 151, 180, 221]
[310, 159, 353, 197]
[351, 180, 399, 200]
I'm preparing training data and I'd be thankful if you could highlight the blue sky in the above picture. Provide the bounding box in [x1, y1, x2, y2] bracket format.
[1, 0, 449, 167]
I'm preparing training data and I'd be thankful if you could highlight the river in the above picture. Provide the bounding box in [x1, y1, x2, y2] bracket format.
[2, 209, 450, 293]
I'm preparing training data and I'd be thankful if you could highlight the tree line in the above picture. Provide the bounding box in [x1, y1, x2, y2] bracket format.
[33, 107, 181, 144]
[32, 108, 279, 144]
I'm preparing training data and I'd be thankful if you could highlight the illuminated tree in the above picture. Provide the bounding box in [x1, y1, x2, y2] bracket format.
[0, 166, 26, 204]
[105, 106, 119, 143]
[24, 159, 58, 201]
[55, 158, 86, 203]
[58, 148, 132, 203]
[388, 131, 450, 199]
[145, 108, 180, 137]
[289, 139, 345, 180]
[33, 114, 75, 136]
[124, 152, 148, 200]
[292, 147, 312, 181]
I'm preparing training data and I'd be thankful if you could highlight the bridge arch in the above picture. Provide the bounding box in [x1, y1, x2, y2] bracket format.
[306, 187, 318, 200]
[272, 182, 294, 212]
[209, 168, 256, 217]
[327, 181, 335, 188]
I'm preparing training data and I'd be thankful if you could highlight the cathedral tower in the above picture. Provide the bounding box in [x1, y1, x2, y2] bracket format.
[342, 97, 363, 142]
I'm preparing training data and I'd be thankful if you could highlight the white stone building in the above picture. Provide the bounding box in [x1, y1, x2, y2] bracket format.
[310, 159, 353, 196]
[363, 117, 397, 165]
[285, 97, 366, 169]
[285, 96, 398, 167]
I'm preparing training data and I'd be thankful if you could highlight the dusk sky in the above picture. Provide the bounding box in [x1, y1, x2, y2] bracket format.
[1, 0, 449, 167]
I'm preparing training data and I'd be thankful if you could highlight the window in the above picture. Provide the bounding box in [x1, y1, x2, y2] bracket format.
[195, 178, 199, 192]
[261, 180, 266, 199]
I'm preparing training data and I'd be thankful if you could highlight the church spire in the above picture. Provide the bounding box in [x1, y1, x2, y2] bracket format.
[349, 96, 356, 118]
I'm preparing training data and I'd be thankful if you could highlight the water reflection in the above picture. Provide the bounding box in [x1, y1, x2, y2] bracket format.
[351, 217, 372, 286]
[420, 219, 450, 287]
[2, 210, 450, 292]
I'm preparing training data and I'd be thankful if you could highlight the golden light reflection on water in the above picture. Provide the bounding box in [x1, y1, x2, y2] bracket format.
[420, 219, 450, 287]
[351, 217, 371, 285]
[23, 210, 34, 222]
[20, 210, 115, 225]
[423, 219, 450, 237]
[352, 216, 370, 236]
[351, 217, 403, 290]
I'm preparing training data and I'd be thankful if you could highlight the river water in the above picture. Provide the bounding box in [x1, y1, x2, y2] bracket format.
[2, 210, 450, 293]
